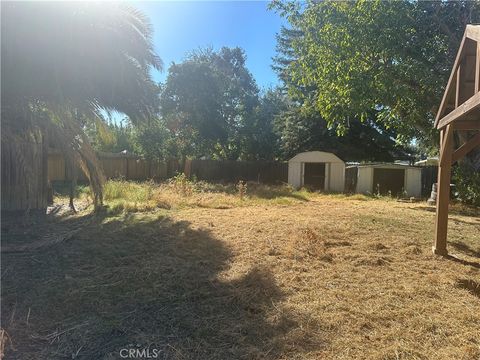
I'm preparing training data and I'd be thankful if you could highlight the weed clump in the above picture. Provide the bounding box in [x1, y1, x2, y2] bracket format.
[236, 180, 247, 200]
[169, 173, 194, 196]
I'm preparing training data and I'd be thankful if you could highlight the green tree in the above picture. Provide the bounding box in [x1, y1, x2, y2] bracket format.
[238, 88, 288, 160]
[132, 119, 177, 161]
[160, 47, 260, 160]
[270, 0, 480, 147]
[86, 118, 136, 154]
[87, 117, 177, 161]
[453, 162, 480, 206]
[1, 2, 161, 209]
[274, 106, 412, 162]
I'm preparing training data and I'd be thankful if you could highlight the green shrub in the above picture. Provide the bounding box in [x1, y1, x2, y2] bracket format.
[103, 180, 153, 202]
[453, 162, 480, 206]
[168, 173, 194, 196]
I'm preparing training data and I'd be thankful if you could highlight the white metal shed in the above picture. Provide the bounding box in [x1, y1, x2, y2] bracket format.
[347, 163, 422, 198]
[288, 151, 345, 192]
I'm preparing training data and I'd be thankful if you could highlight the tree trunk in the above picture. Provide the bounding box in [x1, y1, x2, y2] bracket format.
[1, 127, 48, 213]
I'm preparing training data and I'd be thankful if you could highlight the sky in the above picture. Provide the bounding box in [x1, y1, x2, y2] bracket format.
[136, 1, 286, 89]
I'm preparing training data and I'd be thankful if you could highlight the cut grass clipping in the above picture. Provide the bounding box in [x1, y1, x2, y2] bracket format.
[2, 180, 479, 359]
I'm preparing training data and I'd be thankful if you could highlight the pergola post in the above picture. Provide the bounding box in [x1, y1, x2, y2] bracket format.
[432, 25, 480, 256]
[433, 125, 453, 255]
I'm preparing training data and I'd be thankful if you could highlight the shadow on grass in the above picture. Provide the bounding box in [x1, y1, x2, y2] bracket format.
[411, 205, 480, 218]
[1, 213, 315, 359]
[250, 187, 309, 201]
[444, 254, 480, 269]
[52, 180, 90, 198]
[455, 279, 480, 299]
[1, 206, 96, 252]
[450, 241, 480, 259]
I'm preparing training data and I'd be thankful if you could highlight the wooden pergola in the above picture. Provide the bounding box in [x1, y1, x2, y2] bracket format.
[433, 25, 480, 255]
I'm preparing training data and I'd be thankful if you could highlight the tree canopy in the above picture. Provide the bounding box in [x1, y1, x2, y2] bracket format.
[270, 0, 480, 148]
[160, 47, 261, 160]
[2, 2, 161, 121]
[274, 106, 412, 162]
[1, 2, 161, 209]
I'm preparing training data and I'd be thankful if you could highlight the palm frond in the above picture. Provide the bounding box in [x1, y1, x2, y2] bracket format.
[1, 2, 161, 210]
[1, 2, 161, 121]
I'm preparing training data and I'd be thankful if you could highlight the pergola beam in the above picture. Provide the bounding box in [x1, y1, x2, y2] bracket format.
[475, 41, 480, 93]
[435, 36, 466, 126]
[466, 25, 480, 42]
[452, 132, 480, 164]
[455, 65, 461, 108]
[436, 91, 480, 129]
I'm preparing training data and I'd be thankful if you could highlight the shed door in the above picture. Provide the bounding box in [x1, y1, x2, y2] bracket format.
[373, 168, 405, 196]
[304, 163, 325, 190]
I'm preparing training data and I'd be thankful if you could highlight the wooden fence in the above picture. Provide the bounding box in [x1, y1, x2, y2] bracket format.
[48, 151, 180, 182]
[184, 159, 288, 184]
[3, 128, 49, 211]
[49, 152, 442, 197]
[48, 153, 288, 184]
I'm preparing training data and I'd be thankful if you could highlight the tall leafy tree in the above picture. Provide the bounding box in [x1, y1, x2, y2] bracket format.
[274, 106, 412, 161]
[87, 118, 177, 161]
[160, 47, 259, 160]
[243, 88, 288, 160]
[270, 0, 480, 148]
[1, 2, 161, 209]
[132, 119, 177, 161]
[86, 119, 136, 154]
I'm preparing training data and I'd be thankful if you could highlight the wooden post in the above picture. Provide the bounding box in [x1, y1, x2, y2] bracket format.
[433, 124, 453, 255]
[476, 41, 480, 93]
[455, 65, 461, 107]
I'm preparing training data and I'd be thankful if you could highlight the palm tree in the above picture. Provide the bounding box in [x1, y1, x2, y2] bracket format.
[1, 2, 162, 211]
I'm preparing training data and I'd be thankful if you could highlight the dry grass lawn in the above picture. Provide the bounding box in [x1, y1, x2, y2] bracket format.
[1, 182, 479, 359]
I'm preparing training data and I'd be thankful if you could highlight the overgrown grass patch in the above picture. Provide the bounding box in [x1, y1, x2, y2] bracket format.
[103, 179, 154, 202]
[6, 180, 478, 359]
[58, 178, 319, 214]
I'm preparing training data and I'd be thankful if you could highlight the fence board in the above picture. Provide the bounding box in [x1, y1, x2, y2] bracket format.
[100, 157, 127, 179]
[185, 159, 288, 184]
[47, 153, 66, 181]
[48, 153, 288, 184]
[2, 129, 48, 211]
[127, 158, 148, 180]
[48, 152, 182, 182]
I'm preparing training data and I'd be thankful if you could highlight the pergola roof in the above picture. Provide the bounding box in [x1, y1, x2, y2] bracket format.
[435, 25, 480, 130]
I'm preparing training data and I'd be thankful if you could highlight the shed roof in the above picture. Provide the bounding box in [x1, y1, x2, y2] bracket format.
[414, 157, 439, 167]
[289, 151, 344, 163]
[346, 163, 420, 169]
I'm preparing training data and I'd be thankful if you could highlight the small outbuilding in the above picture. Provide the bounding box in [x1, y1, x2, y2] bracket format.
[346, 163, 422, 198]
[288, 151, 345, 192]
